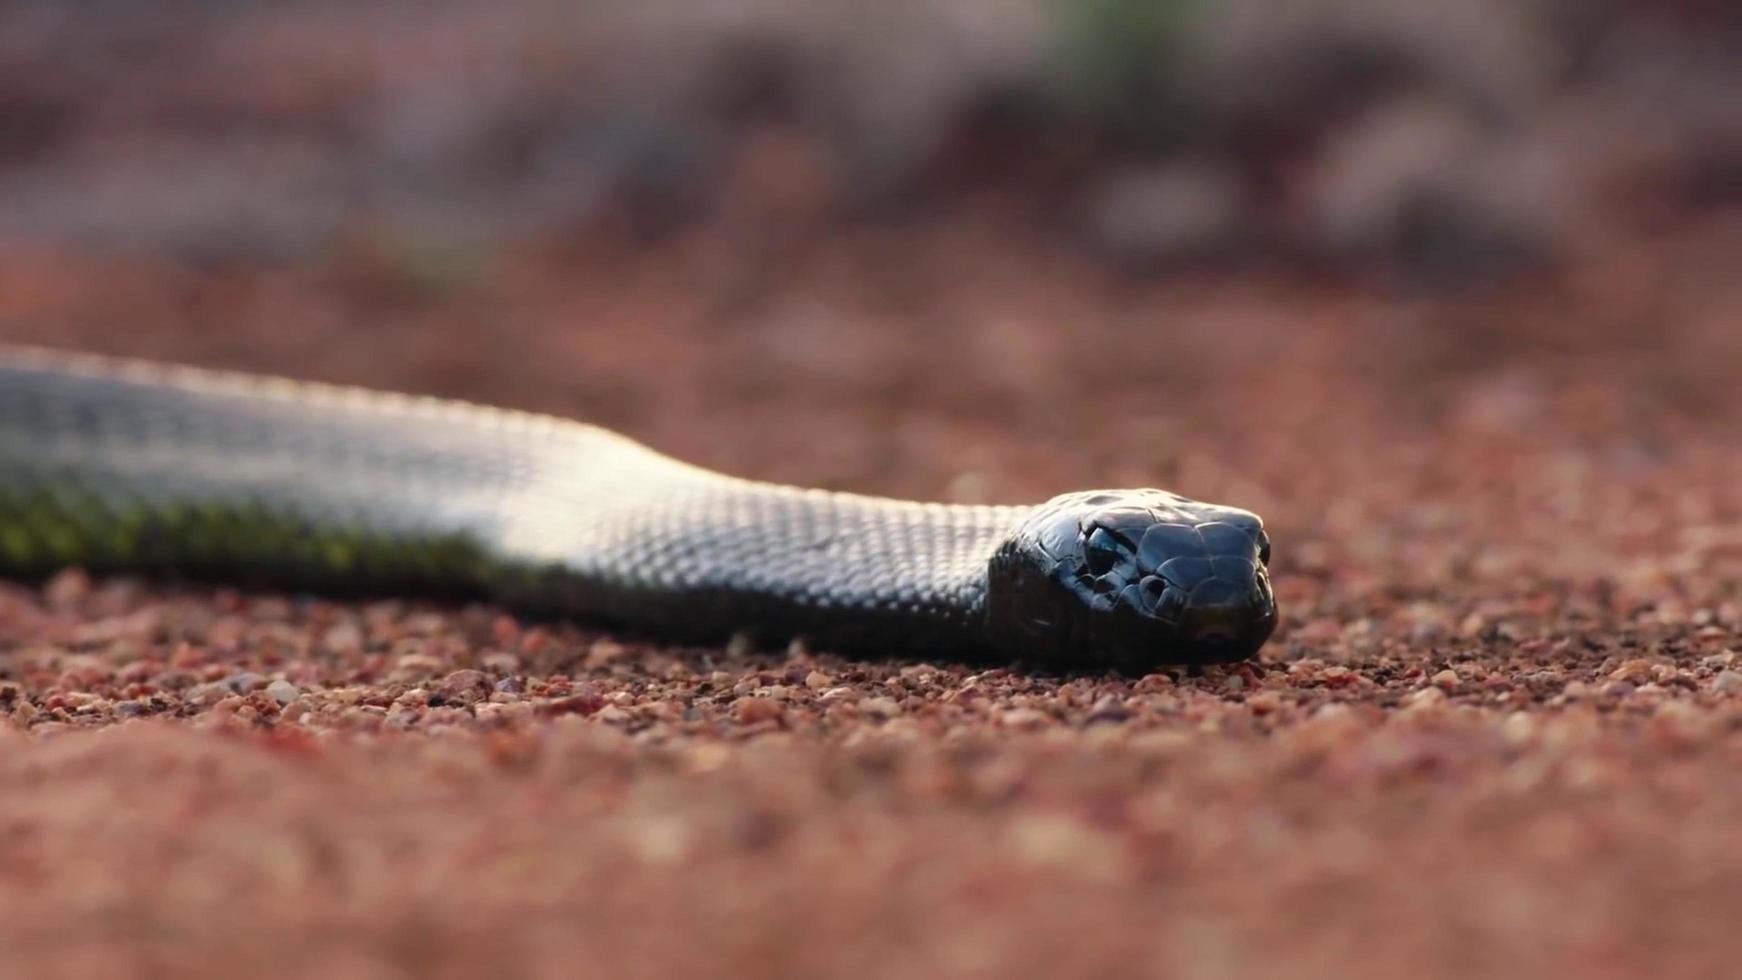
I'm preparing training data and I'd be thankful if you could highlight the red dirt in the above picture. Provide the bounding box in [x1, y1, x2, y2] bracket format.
[1, 210, 1739, 978]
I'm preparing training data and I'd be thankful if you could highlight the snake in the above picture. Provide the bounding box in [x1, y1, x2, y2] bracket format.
[0, 345, 1277, 671]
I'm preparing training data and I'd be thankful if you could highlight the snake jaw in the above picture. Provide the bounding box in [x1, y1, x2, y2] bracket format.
[987, 489, 1278, 669]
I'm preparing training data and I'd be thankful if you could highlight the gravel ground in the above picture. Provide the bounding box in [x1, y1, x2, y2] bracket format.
[0, 211, 1739, 979]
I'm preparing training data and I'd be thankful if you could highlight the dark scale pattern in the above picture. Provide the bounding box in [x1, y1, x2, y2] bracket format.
[0, 347, 1275, 666]
[0, 348, 1026, 659]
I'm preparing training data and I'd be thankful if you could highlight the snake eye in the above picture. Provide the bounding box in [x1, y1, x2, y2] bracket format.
[1083, 527, 1123, 576]
[1255, 530, 1272, 566]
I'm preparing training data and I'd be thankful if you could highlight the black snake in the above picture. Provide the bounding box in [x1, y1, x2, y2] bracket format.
[0, 346, 1277, 670]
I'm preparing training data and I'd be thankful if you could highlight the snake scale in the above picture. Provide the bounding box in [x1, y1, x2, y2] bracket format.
[0, 345, 1277, 670]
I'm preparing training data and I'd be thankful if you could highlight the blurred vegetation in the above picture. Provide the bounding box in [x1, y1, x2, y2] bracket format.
[0, 0, 1732, 286]
[1048, 0, 1204, 149]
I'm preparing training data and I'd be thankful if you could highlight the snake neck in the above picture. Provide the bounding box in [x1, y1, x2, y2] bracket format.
[0, 349, 1030, 659]
[483, 466, 1027, 655]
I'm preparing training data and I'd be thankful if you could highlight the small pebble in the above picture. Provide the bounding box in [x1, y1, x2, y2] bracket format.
[1085, 695, 1130, 724]
[1407, 687, 1446, 707]
[999, 707, 1051, 730]
[1246, 691, 1282, 715]
[1608, 659, 1655, 684]
[859, 697, 902, 720]
[733, 697, 785, 724]
[439, 669, 491, 700]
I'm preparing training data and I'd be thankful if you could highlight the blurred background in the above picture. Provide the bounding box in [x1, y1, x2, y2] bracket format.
[0, 0, 1735, 576]
[1, 5, 1741, 976]
[2, 0, 1735, 270]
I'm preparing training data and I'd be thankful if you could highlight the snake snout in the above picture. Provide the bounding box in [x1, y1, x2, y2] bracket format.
[1179, 572, 1275, 661]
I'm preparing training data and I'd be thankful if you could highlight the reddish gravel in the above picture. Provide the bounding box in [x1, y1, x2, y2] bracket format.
[1, 211, 1739, 978]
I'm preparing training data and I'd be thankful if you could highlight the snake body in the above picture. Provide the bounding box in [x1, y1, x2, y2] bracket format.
[0, 346, 1277, 669]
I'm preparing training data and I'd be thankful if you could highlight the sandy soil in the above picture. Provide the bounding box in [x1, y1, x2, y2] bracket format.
[0, 210, 1739, 978]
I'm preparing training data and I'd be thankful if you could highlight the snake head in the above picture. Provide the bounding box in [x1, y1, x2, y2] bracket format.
[986, 489, 1277, 670]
